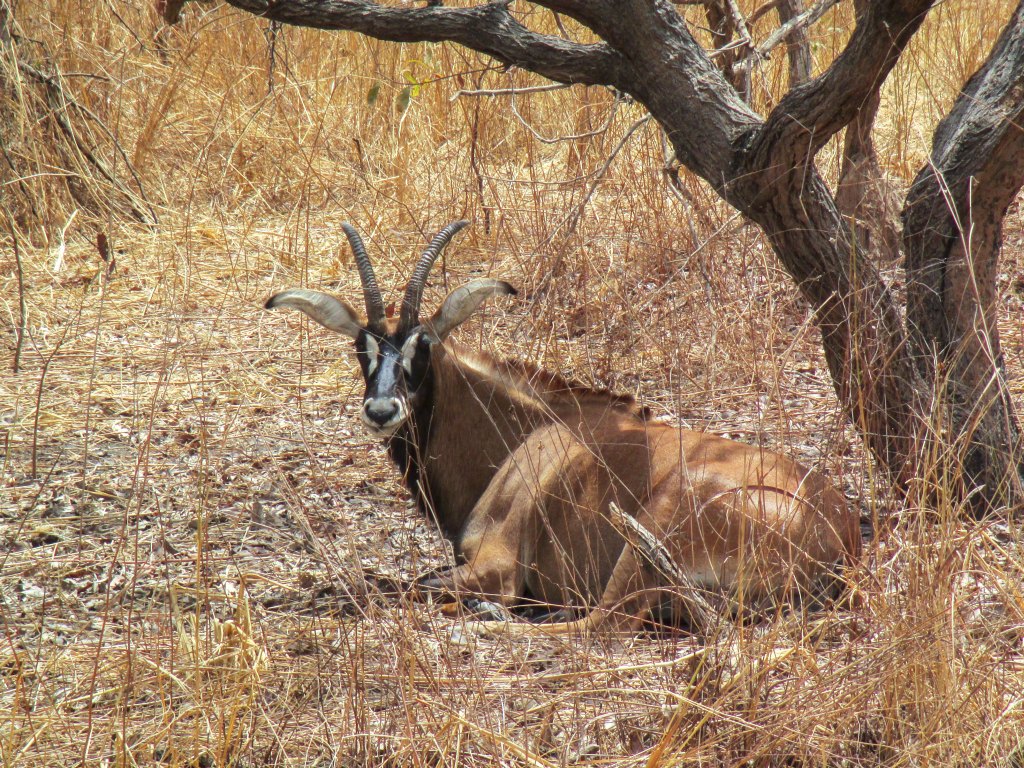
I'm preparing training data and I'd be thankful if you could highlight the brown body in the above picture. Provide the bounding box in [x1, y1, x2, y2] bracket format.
[265, 221, 861, 636]
[407, 340, 860, 632]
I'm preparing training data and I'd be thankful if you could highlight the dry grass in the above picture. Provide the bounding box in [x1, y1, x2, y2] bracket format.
[2, 1, 1024, 765]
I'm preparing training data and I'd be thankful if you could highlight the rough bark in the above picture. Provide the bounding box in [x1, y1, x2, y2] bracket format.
[903, 0, 1024, 511]
[186, 0, 1024, 512]
[210, 1, 630, 88]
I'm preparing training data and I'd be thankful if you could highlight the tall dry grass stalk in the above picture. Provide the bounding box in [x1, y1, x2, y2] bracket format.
[1, 1, 1023, 765]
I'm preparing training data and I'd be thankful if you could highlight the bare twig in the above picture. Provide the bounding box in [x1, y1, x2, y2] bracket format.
[724, 0, 754, 53]
[561, 112, 649, 217]
[5, 211, 26, 374]
[510, 87, 622, 145]
[724, 0, 755, 96]
[607, 502, 719, 634]
[451, 82, 572, 100]
[531, 114, 652, 291]
[734, 0, 843, 77]
[748, 0, 782, 25]
[266, 18, 281, 94]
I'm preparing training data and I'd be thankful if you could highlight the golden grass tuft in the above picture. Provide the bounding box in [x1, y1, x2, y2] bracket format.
[2, 1, 1023, 765]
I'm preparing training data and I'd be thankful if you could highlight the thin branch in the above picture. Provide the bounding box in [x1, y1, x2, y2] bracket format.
[509, 88, 622, 144]
[723, 0, 754, 53]
[565, 113, 651, 220]
[531, 114, 653, 291]
[451, 82, 572, 100]
[724, 0, 755, 96]
[5, 211, 26, 374]
[708, 38, 749, 60]
[734, 0, 841, 77]
[607, 502, 719, 634]
[748, 0, 782, 25]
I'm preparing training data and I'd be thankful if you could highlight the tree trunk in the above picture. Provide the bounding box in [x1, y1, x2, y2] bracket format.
[614, 1, 933, 484]
[903, 0, 1024, 512]
[726, 163, 923, 485]
[835, 87, 902, 262]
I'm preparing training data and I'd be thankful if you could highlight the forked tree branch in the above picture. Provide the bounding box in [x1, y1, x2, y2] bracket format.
[750, 0, 933, 166]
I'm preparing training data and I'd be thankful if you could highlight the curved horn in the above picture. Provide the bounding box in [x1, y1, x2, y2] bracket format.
[265, 289, 362, 339]
[399, 219, 470, 332]
[427, 279, 517, 342]
[342, 222, 386, 331]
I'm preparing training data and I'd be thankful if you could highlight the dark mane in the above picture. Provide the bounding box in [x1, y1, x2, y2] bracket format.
[489, 355, 652, 421]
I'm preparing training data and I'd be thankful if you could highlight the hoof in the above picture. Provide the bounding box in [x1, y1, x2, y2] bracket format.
[464, 599, 512, 621]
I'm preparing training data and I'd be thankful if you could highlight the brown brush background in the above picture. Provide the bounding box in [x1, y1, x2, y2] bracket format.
[2, 1, 1024, 765]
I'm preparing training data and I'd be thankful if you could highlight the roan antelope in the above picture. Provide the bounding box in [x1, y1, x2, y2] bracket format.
[265, 221, 861, 635]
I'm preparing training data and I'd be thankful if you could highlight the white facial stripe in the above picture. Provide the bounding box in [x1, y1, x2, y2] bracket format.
[400, 332, 420, 375]
[365, 335, 379, 376]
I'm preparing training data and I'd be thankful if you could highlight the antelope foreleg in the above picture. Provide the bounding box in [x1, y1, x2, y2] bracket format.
[470, 547, 657, 638]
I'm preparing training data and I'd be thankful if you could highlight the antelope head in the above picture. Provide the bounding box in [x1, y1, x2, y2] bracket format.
[265, 220, 516, 436]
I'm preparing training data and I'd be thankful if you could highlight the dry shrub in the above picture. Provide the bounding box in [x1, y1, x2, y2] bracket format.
[1, 1, 1023, 766]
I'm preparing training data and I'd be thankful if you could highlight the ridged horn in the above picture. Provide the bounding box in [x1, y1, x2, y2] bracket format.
[399, 220, 470, 333]
[342, 222, 386, 332]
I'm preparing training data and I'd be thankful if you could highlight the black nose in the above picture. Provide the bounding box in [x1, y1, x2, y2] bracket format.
[364, 398, 401, 426]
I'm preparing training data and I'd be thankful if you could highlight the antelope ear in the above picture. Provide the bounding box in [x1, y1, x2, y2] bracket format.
[265, 289, 363, 339]
[427, 279, 517, 341]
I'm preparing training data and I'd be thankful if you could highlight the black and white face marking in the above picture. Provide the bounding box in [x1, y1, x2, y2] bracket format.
[356, 328, 433, 435]
[265, 262, 514, 440]
[363, 335, 380, 377]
